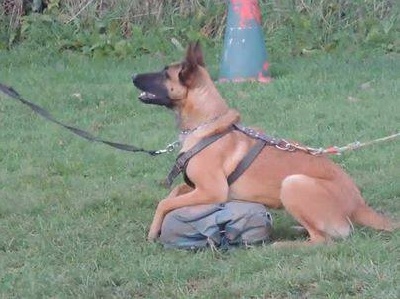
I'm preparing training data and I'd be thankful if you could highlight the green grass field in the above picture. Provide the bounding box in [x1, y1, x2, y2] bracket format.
[0, 47, 399, 298]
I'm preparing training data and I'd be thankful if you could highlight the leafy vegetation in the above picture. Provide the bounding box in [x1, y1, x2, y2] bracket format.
[1, 0, 399, 57]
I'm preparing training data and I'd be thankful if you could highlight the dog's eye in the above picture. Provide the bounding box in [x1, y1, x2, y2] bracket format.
[162, 67, 170, 79]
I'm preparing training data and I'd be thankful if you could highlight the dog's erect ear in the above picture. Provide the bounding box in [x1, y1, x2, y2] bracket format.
[179, 41, 205, 86]
[186, 41, 205, 67]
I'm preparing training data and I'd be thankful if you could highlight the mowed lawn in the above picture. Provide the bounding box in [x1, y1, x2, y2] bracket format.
[0, 48, 399, 298]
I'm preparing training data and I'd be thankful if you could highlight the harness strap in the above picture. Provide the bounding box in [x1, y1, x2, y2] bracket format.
[233, 123, 282, 145]
[164, 127, 234, 188]
[165, 124, 275, 188]
[227, 139, 267, 185]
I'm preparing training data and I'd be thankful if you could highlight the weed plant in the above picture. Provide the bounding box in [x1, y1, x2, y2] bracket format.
[1, 0, 399, 57]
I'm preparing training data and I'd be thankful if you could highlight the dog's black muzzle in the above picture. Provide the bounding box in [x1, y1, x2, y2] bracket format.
[132, 72, 173, 107]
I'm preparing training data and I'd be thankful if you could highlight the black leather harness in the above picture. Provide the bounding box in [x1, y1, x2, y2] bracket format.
[165, 123, 287, 188]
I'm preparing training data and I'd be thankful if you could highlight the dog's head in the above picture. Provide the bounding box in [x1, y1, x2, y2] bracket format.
[132, 41, 206, 109]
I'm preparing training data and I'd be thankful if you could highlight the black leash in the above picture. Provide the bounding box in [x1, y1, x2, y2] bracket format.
[0, 83, 171, 156]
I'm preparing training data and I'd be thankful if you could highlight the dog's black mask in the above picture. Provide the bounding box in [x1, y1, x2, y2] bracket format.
[132, 70, 173, 108]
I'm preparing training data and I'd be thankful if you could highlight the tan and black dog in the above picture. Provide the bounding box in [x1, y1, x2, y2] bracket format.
[132, 42, 397, 245]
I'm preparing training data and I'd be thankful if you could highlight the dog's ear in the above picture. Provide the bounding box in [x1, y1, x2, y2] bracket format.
[179, 41, 205, 86]
[188, 41, 205, 67]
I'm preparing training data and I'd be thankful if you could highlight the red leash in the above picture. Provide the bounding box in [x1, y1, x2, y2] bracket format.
[288, 132, 400, 156]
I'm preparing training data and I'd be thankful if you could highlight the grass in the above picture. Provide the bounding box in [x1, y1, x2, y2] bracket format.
[0, 46, 399, 298]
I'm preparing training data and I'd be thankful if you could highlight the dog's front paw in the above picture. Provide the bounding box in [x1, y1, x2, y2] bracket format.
[148, 213, 163, 242]
[147, 229, 160, 242]
[147, 222, 161, 242]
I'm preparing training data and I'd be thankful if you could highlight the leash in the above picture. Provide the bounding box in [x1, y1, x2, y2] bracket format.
[0, 83, 179, 156]
[1, 83, 397, 159]
[233, 124, 400, 156]
[282, 133, 400, 156]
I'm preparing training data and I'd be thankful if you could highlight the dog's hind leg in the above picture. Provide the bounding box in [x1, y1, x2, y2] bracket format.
[278, 174, 353, 245]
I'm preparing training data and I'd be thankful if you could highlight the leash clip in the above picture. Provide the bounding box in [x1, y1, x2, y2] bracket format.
[275, 139, 297, 152]
[154, 140, 180, 155]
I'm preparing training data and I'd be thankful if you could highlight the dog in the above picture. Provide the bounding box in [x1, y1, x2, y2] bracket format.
[132, 41, 397, 245]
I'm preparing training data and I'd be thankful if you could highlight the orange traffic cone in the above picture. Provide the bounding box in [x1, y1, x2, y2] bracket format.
[219, 0, 271, 83]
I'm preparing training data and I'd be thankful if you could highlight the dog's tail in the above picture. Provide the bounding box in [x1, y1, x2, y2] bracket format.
[351, 204, 398, 231]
